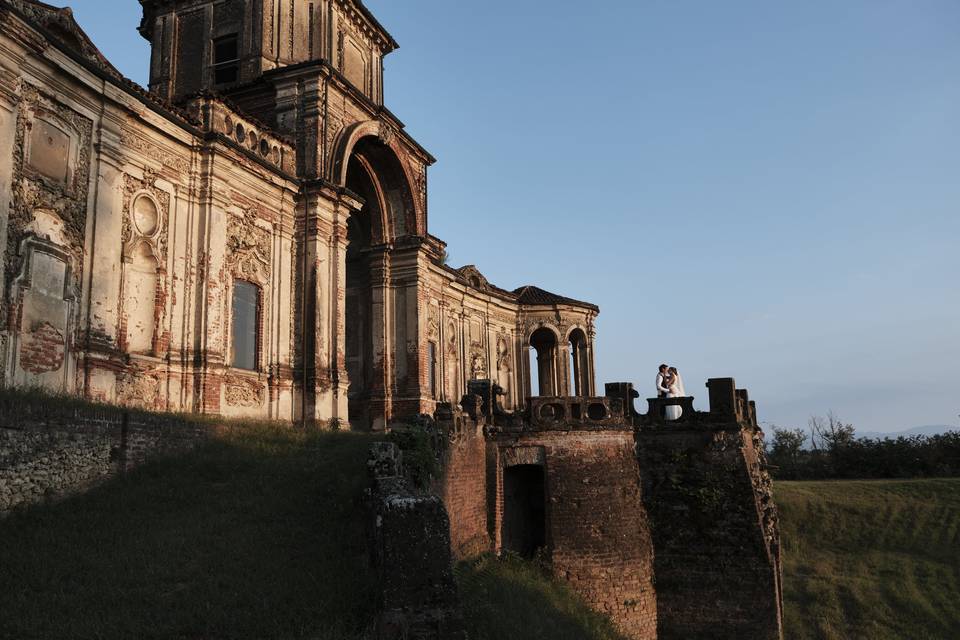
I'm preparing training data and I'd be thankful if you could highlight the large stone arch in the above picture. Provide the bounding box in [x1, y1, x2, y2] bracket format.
[330, 120, 421, 241]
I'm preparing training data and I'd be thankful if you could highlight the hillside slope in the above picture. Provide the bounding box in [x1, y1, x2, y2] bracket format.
[0, 424, 623, 640]
[777, 479, 960, 640]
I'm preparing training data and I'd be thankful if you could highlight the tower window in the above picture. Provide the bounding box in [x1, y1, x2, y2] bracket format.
[213, 34, 240, 85]
[231, 280, 259, 371]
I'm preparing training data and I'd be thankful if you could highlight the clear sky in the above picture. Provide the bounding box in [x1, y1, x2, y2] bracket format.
[63, 0, 959, 432]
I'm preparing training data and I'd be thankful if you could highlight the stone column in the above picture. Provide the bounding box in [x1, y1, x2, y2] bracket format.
[0, 68, 19, 384]
[81, 108, 126, 400]
[367, 244, 392, 431]
[586, 330, 598, 397]
[299, 186, 355, 425]
[195, 152, 228, 414]
[329, 199, 351, 422]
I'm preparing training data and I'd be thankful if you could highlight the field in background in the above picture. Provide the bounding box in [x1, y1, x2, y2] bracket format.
[777, 479, 960, 640]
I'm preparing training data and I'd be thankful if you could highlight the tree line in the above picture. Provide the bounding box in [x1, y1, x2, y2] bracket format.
[765, 412, 960, 480]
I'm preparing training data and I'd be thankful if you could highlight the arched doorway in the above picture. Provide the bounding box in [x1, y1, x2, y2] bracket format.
[341, 135, 419, 429]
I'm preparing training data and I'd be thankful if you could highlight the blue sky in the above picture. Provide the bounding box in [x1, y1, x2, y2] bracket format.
[64, 0, 959, 432]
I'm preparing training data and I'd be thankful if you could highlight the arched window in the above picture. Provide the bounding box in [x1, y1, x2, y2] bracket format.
[231, 280, 259, 371]
[568, 329, 589, 397]
[529, 328, 558, 397]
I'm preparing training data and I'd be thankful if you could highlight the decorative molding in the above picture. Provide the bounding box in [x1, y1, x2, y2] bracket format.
[7, 83, 91, 313]
[121, 172, 170, 260]
[116, 369, 161, 409]
[227, 207, 272, 285]
[224, 375, 265, 407]
[120, 127, 190, 174]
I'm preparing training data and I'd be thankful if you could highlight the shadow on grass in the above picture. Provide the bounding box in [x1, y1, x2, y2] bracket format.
[0, 426, 379, 640]
[456, 554, 628, 640]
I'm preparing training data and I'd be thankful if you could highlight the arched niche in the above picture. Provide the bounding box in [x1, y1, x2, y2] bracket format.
[124, 242, 160, 355]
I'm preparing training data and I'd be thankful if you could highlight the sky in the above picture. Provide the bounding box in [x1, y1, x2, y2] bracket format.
[62, 0, 960, 432]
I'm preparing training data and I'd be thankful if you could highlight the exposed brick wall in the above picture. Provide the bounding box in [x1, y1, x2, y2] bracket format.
[19, 322, 65, 374]
[635, 425, 783, 640]
[432, 415, 490, 559]
[0, 397, 213, 513]
[496, 430, 658, 640]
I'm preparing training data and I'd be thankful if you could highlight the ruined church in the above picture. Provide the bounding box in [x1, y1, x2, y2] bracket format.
[0, 4, 787, 639]
[0, 0, 598, 428]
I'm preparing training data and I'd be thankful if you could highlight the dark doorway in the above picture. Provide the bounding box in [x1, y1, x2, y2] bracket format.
[502, 464, 547, 559]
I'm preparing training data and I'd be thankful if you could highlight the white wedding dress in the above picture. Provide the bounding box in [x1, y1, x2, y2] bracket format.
[664, 374, 686, 421]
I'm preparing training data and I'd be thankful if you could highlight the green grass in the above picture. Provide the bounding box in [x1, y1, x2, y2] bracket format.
[778, 478, 960, 640]
[456, 554, 627, 640]
[0, 425, 379, 640]
[1, 424, 629, 640]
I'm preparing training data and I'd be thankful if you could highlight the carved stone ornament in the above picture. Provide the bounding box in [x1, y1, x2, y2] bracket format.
[497, 334, 511, 370]
[457, 265, 489, 291]
[470, 348, 487, 380]
[447, 321, 458, 355]
[120, 127, 191, 175]
[377, 120, 396, 146]
[116, 370, 161, 409]
[227, 207, 272, 284]
[122, 173, 170, 256]
[224, 375, 265, 408]
[427, 305, 439, 339]
[7, 83, 92, 315]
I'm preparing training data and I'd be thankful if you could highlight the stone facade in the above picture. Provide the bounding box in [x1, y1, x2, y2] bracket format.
[0, 0, 599, 429]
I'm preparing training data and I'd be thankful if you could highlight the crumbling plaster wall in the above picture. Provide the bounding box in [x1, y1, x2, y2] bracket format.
[0, 15, 301, 420]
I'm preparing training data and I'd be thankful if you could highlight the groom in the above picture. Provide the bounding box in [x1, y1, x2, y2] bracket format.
[656, 364, 670, 398]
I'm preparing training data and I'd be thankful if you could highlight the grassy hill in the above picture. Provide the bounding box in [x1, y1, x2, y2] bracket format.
[5, 422, 955, 639]
[777, 479, 960, 640]
[0, 424, 622, 640]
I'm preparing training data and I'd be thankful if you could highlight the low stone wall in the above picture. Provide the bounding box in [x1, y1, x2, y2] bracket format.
[0, 395, 212, 513]
[367, 442, 466, 640]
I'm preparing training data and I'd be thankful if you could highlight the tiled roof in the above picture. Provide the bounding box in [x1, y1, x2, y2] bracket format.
[512, 286, 598, 311]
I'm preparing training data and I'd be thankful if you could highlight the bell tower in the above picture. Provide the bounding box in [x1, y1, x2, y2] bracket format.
[139, 0, 397, 104]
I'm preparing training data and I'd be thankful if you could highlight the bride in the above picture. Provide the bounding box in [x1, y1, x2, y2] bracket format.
[664, 366, 686, 421]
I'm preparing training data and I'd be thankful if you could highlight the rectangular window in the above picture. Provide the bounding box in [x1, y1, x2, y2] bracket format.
[213, 34, 240, 85]
[428, 341, 438, 399]
[232, 280, 259, 371]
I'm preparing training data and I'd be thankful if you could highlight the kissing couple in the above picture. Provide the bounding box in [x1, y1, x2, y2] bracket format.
[656, 364, 686, 420]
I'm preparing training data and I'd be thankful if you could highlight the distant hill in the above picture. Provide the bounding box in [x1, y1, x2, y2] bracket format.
[857, 424, 958, 440]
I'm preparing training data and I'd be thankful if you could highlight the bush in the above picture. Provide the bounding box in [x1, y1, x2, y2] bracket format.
[767, 414, 960, 480]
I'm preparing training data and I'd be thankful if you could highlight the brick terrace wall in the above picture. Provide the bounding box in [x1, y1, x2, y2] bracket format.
[0, 396, 213, 513]
[635, 424, 783, 640]
[432, 412, 491, 559]
[492, 430, 658, 640]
